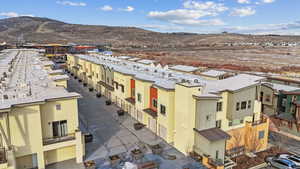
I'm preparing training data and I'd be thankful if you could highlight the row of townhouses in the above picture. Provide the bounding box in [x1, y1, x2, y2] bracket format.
[66, 53, 271, 169]
[0, 49, 84, 169]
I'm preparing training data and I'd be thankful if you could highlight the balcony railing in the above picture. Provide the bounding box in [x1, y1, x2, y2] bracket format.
[43, 133, 75, 145]
[0, 148, 7, 164]
[251, 115, 268, 126]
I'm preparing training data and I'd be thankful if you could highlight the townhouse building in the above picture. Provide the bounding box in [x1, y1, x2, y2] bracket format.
[66, 53, 270, 169]
[260, 83, 300, 137]
[0, 49, 84, 169]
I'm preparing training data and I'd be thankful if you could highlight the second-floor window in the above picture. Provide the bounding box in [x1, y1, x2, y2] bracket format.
[236, 102, 240, 111]
[248, 100, 251, 109]
[216, 102, 222, 112]
[160, 105, 166, 115]
[241, 101, 247, 110]
[152, 99, 157, 108]
[137, 93, 142, 102]
[52, 120, 67, 137]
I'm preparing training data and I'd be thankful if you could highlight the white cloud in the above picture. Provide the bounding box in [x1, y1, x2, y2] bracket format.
[101, 5, 113, 11]
[237, 0, 251, 4]
[148, 1, 227, 26]
[261, 0, 275, 3]
[121, 6, 134, 12]
[183, 1, 228, 12]
[222, 21, 300, 34]
[230, 7, 256, 17]
[56, 1, 86, 7]
[141, 24, 184, 31]
[0, 12, 34, 18]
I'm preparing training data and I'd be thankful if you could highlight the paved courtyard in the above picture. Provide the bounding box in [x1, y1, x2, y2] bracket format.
[67, 76, 206, 169]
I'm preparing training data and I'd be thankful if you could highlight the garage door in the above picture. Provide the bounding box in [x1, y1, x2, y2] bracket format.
[159, 124, 167, 140]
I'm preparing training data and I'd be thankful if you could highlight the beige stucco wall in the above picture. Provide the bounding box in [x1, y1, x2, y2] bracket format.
[174, 84, 200, 154]
[157, 88, 175, 143]
[40, 99, 79, 139]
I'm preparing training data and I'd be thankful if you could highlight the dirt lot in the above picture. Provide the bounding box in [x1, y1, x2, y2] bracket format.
[116, 46, 300, 73]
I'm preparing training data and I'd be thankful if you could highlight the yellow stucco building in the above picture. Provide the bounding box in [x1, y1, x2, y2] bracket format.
[66, 53, 270, 169]
[0, 49, 84, 169]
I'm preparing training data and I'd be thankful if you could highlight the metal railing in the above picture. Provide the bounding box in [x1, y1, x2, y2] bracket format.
[43, 133, 75, 145]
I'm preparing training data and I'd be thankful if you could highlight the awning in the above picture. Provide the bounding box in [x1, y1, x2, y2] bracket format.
[98, 81, 114, 91]
[194, 128, 230, 142]
[125, 97, 136, 105]
[143, 108, 158, 118]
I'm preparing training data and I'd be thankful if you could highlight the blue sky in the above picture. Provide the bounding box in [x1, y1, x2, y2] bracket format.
[0, 0, 300, 34]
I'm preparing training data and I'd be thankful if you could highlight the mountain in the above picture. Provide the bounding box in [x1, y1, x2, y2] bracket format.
[1, 16, 300, 72]
[1, 16, 300, 49]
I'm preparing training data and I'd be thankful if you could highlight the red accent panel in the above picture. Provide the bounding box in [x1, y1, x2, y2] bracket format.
[150, 87, 158, 112]
[131, 79, 135, 98]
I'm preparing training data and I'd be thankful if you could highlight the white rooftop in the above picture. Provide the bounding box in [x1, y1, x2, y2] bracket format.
[170, 65, 199, 72]
[201, 70, 228, 77]
[0, 49, 80, 110]
[137, 59, 157, 65]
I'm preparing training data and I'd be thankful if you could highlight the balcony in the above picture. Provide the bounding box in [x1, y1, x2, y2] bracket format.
[125, 97, 135, 105]
[249, 115, 268, 126]
[43, 133, 75, 146]
[143, 108, 157, 118]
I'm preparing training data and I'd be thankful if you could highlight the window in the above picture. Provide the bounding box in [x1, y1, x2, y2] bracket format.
[160, 105, 166, 115]
[116, 83, 119, 90]
[216, 150, 219, 160]
[121, 86, 124, 93]
[241, 101, 247, 110]
[229, 121, 233, 126]
[236, 102, 240, 111]
[240, 119, 244, 124]
[96, 73, 99, 78]
[216, 120, 222, 128]
[137, 93, 142, 102]
[216, 102, 223, 112]
[258, 130, 265, 139]
[52, 120, 67, 137]
[248, 100, 251, 109]
[152, 99, 157, 108]
[56, 104, 61, 110]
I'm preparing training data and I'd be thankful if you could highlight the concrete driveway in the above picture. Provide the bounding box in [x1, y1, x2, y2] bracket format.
[67, 77, 207, 169]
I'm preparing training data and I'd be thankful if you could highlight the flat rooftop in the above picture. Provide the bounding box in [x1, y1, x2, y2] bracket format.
[0, 49, 80, 110]
[73, 54, 265, 97]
